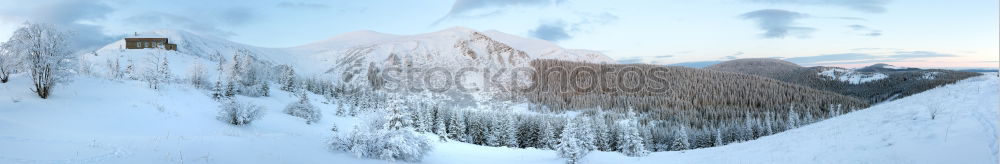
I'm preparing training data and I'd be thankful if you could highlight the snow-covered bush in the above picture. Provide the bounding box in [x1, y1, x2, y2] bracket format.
[284, 91, 321, 124]
[330, 125, 433, 162]
[329, 95, 433, 162]
[217, 98, 264, 126]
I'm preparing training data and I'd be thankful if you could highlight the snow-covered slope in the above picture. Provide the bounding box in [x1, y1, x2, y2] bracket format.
[818, 68, 889, 84]
[1, 71, 995, 163]
[480, 30, 615, 63]
[88, 27, 614, 84]
[586, 73, 1000, 164]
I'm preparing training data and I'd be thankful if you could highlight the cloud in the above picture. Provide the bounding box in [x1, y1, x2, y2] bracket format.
[221, 7, 255, 26]
[847, 24, 881, 37]
[437, 0, 558, 22]
[617, 55, 675, 64]
[529, 21, 571, 42]
[569, 12, 618, 32]
[0, 0, 115, 50]
[824, 16, 866, 21]
[740, 9, 815, 38]
[746, 0, 891, 13]
[888, 51, 956, 58]
[668, 61, 725, 68]
[783, 50, 959, 65]
[725, 52, 745, 59]
[125, 12, 237, 37]
[529, 12, 618, 42]
[785, 53, 878, 64]
[276, 1, 330, 9]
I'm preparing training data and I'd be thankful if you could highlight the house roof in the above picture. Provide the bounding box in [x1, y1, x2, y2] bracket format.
[125, 38, 169, 41]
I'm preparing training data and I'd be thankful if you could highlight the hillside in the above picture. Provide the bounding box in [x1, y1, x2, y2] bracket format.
[88, 28, 616, 92]
[704, 58, 802, 79]
[522, 59, 871, 150]
[705, 58, 981, 103]
[1, 70, 993, 163]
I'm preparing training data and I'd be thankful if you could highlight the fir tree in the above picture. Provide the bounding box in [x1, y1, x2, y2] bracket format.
[618, 111, 649, 157]
[556, 118, 590, 164]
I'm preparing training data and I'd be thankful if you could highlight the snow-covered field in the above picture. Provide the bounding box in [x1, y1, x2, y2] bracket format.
[1, 72, 996, 163]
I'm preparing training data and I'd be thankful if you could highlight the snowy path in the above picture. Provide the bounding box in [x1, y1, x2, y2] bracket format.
[1, 74, 997, 164]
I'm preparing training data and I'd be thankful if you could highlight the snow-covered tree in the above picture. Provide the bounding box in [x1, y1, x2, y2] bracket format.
[787, 105, 799, 129]
[278, 65, 296, 92]
[671, 125, 691, 150]
[592, 115, 611, 151]
[714, 128, 724, 147]
[224, 49, 269, 97]
[483, 114, 500, 146]
[284, 91, 321, 124]
[0, 42, 17, 83]
[538, 119, 557, 149]
[447, 109, 467, 141]
[618, 112, 649, 157]
[335, 101, 346, 116]
[433, 107, 448, 139]
[106, 58, 123, 80]
[144, 56, 171, 89]
[187, 60, 208, 88]
[556, 118, 591, 164]
[330, 94, 433, 162]
[125, 59, 137, 80]
[211, 77, 224, 100]
[3, 22, 74, 98]
[158, 57, 170, 82]
[501, 113, 519, 147]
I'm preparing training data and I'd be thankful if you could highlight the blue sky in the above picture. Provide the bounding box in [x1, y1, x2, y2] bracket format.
[0, 0, 996, 68]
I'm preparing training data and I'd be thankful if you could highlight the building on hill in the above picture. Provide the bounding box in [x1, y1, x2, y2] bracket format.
[124, 32, 177, 51]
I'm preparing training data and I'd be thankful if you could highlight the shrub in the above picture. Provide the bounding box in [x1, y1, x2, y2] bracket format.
[285, 92, 321, 124]
[217, 98, 264, 125]
[330, 126, 433, 162]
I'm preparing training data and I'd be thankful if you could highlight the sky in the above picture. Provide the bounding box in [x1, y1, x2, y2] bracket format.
[0, 0, 996, 68]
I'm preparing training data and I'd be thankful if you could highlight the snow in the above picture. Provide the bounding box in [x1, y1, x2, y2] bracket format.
[480, 30, 616, 63]
[818, 68, 889, 84]
[922, 71, 942, 80]
[585, 73, 999, 163]
[2, 72, 996, 163]
[882, 64, 911, 70]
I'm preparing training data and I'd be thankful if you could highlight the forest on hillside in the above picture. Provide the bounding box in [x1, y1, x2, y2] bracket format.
[706, 59, 981, 103]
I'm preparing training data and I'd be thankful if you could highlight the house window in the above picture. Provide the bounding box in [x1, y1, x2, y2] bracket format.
[144, 42, 149, 48]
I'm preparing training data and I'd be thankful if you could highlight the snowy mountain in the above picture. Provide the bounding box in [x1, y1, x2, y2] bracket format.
[87, 27, 615, 89]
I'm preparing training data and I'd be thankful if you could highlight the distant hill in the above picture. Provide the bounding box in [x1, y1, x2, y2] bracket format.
[706, 58, 981, 103]
[705, 58, 802, 78]
[525, 59, 867, 121]
[666, 60, 724, 68]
